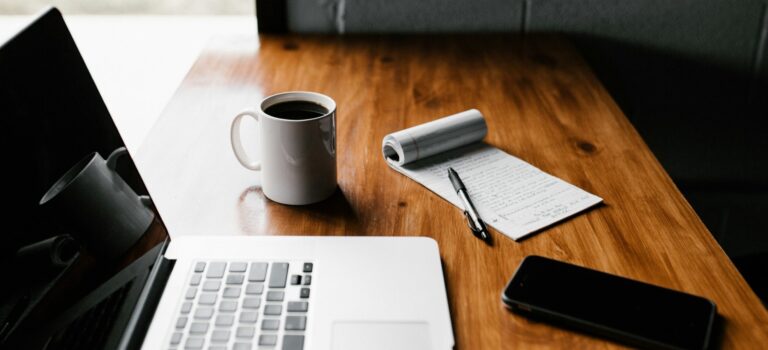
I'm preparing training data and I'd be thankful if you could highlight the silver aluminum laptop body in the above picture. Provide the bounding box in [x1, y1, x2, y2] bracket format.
[141, 236, 454, 350]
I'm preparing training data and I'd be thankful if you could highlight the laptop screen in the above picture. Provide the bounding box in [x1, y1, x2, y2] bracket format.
[0, 9, 156, 266]
[0, 8, 162, 338]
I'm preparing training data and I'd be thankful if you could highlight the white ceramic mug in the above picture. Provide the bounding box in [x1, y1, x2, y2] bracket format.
[230, 91, 337, 205]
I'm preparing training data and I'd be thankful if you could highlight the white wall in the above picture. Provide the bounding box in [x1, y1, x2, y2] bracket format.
[0, 15, 256, 152]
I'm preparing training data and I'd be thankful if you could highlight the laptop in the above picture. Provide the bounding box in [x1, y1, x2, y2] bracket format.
[0, 8, 454, 350]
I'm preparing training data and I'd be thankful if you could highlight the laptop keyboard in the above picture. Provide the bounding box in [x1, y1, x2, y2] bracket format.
[169, 261, 313, 350]
[48, 280, 134, 349]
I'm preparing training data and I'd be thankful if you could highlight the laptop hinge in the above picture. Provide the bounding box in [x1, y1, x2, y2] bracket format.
[118, 238, 175, 350]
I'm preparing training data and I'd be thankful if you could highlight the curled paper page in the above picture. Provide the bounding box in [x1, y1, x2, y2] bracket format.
[382, 109, 488, 166]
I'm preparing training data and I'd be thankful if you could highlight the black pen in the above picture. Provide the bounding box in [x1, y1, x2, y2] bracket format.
[448, 167, 490, 242]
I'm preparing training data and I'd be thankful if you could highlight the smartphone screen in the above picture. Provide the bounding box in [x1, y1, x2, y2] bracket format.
[502, 256, 717, 350]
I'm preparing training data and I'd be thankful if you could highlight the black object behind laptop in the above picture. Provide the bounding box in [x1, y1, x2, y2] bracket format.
[502, 255, 717, 350]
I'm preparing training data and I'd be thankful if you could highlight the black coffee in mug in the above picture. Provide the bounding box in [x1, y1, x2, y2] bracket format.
[264, 101, 329, 120]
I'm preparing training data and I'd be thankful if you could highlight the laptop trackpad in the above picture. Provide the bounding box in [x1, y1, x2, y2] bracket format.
[332, 321, 432, 350]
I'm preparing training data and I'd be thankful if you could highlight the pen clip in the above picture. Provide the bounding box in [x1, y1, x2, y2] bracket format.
[463, 210, 481, 233]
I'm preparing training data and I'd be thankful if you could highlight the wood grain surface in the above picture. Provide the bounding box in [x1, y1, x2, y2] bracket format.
[136, 34, 768, 348]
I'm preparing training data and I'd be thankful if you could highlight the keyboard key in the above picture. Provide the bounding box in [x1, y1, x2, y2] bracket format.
[170, 332, 182, 345]
[303, 275, 312, 286]
[227, 274, 245, 285]
[248, 263, 268, 282]
[189, 322, 209, 334]
[223, 286, 242, 298]
[202, 280, 221, 292]
[264, 304, 282, 316]
[287, 301, 308, 312]
[190, 273, 202, 286]
[219, 300, 238, 312]
[302, 263, 313, 273]
[180, 302, 193, 314]
[283, 335, 305, 350]
[239, 311, 258, 323]
[185, 287, 197, 299]
[184, 337, 204, 349]
[233, 343, 252, 350]
[259, 334, 277, 346]
[261, 319, 280, 330]
[199, 293, 217, 305]
[215, 314, 234, 327]
[207, 262, 226, 278]
[290, 275, 302, 285]
[242, 297, 261, 309]
[176, 316, 188, 329]
[285, 316, 307, 331]
[268, 263, 289, 288]
[211, 330, 231, 343]
[194, 262, 206, 272]
[194, 307, 214, 320]
[245, 283, 264, 295]
[236, 326, 256, 338]
[230, 262, 247, 272]
[266, 291, 284, 301]
[208, 346, 227, 350]
[300, 288, 310, 299]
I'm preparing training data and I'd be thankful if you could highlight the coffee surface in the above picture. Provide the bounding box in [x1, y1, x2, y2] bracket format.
[264, 101, 328, 120]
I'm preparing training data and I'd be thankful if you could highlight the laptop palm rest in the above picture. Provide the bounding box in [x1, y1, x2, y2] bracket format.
[331, 321, 432, 350]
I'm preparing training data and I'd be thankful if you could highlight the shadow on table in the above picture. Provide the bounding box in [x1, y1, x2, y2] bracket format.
[238, 186, 361, 234]
[563, 34, 768, 305]
[284, 187, 361, 230]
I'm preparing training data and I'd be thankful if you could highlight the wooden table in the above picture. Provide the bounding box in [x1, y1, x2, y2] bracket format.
[137, 34, 768, 348]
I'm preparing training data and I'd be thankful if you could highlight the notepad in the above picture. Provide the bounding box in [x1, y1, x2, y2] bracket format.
[382, 109, 602, 241]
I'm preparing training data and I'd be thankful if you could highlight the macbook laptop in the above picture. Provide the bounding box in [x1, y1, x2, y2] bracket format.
[0, 8, 454, 350]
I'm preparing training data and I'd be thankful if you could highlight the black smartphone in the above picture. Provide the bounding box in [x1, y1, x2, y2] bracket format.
[502, 255, 717, 350]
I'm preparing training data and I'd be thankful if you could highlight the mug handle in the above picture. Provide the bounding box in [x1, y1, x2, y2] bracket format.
[230, 110, 262, 171]
[106, 147, 128, 171]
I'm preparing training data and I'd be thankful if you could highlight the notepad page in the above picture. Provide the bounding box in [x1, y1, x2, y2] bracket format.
[387, 143, 602, 241]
